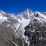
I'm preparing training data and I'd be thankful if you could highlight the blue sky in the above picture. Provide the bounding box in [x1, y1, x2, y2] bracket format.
[0, 0, 46, 14]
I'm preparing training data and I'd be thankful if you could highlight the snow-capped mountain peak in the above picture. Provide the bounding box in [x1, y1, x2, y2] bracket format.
[16, 9, 34, 27]
[17, 9, 34, 19]
[15, 9, 46, 27]
[0, 9, 46, 46]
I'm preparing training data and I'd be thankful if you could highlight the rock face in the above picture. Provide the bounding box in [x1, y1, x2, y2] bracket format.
[0, 9, 46, 46]
[24, 17, 46, 46]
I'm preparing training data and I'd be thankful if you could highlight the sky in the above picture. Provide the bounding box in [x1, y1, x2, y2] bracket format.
[0, 0, 46, 14]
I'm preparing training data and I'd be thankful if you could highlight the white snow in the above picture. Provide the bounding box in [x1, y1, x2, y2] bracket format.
[37, 12, 46, 19]
[18, 17, 30, 27]
[24, 36, 30, 46]
[13, 23, 20, 30]
[33, 11, 46, 23]
[0, 13, 8, 22]
[35, 11, 46, 20]
[7, 24, 10, 27]
[11, 40, 18, 46]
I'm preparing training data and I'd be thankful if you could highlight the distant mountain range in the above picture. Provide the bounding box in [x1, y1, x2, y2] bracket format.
[0, 9, 46, 46]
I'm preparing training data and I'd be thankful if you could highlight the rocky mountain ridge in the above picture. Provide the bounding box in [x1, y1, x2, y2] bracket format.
[0, 9, 46, 46]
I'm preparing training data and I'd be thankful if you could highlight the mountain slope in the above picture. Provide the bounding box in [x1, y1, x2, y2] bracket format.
[0, 11, 25, 46]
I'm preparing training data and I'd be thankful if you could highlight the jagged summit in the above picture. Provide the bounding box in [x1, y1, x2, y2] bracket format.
[24, 8, 32, 12]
